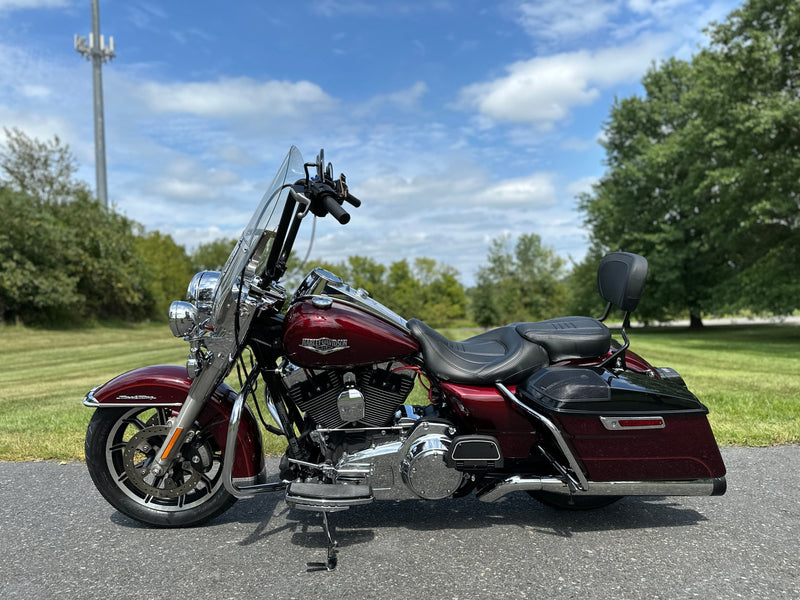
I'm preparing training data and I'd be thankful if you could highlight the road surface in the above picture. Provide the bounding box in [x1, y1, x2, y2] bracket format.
[1, 447, 797, 599]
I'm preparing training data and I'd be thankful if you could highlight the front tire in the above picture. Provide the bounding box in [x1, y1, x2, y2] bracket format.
[85, 407, 236, 527]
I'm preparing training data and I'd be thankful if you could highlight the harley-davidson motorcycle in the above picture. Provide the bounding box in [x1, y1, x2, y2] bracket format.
[83, 147, 726, 570]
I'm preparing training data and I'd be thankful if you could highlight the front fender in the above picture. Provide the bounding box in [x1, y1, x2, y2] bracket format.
[84, 364, 265, 480]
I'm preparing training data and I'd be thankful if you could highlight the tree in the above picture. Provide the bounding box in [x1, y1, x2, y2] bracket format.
[690, 0, 800, 315]
[58, 197, 153, 322]
[579, 58, 718, 326]
[564, 244, 608, 319]
[0, 187, 82, 323]
[135, 231, 195, 320]
[471, 233, 568, 327]
[0, 190, 153, 324]
[415, 258, 467, 326]
[0, 127, 90, 204]
[579, 0, 800, 325]
[0, 130, 154, 324]
[191, 237, 237, 271]
[301, 255, 468, 326]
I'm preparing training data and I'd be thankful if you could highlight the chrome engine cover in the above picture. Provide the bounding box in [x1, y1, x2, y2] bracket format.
[400, 432, 463, 500]
[334, 419, 463, 501]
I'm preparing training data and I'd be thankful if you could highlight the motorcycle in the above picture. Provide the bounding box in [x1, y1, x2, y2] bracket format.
[83, 147, 726, 570]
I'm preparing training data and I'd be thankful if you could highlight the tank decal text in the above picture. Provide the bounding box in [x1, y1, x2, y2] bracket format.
[300, 337, 350, 355]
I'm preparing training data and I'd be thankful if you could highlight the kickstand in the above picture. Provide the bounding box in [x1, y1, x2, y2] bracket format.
[306, 511, 338, 572]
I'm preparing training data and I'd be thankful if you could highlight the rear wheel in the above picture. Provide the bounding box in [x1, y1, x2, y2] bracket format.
[85, 407, 236, 527]
[528, 490, 622, 510]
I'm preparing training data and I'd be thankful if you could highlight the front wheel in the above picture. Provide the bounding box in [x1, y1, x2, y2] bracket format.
[527, 490, 622, 510]
[85, 407, 237, 527]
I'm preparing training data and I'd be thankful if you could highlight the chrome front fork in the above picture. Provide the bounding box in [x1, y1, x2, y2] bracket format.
[149, 356, 287, 497]
[148, 363, 225, 476]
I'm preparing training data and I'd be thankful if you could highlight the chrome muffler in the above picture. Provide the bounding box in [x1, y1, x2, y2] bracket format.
[477, 475, 727, 503]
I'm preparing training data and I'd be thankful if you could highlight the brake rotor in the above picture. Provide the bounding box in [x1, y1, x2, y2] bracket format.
[122, 425, 202, 500]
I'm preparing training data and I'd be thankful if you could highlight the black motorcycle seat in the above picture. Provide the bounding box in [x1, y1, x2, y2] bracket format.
[407, 319, 549, 385]
[514, 317, 611, 362]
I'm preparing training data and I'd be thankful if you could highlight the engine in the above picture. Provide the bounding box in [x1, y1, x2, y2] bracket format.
[334, 419, 466, 500]
[281, 361, 416, 429]
[281, 361, 502, 501]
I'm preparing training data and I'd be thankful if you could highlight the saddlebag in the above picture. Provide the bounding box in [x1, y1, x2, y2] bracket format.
[517, 367, 726, 481]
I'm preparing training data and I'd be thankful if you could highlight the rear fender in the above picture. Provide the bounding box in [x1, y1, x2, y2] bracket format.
[554, 345, 654, 373]
[84, 364, 264, 480]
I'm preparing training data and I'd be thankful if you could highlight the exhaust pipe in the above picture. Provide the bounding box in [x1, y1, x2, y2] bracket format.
[477, 475, 727, 503]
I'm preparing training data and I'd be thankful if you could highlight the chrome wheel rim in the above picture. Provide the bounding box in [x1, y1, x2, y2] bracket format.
[104, 407, 225, 512]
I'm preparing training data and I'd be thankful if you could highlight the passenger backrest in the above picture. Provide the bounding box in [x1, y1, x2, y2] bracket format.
[597, 252, 648, 313]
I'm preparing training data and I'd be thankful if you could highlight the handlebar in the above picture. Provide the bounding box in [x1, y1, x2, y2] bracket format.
[343, 192, 361, 208]
[322, 193, 351, 224]
[292, 179, 354, 225]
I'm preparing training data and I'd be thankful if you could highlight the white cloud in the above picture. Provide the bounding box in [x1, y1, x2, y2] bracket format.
[310, 0, 453, 18]
[135, 156, 246, 207]
[627, 0, 693, 17]
[125, 3, 168, 29]
[384, 80, 428, 108]
[355, 159, 557, 213]
[0, 106, 79, 149]
[566, 175, 599, 197]
[218, 145, 257, 167]
[517, 0, 623, 41]
[138, 77, 335, 118]
[515, 0, 716, 48]
[357, 81, 428, 115]
[20, 84, 51, 99]
[479, 173, 557, 207]
[458, 35, 671, 129]
[311, 0, 377, 17]
[560, 136, 595, 152]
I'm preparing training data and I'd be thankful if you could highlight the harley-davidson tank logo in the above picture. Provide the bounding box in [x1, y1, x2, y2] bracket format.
[300, 337, 350, 355]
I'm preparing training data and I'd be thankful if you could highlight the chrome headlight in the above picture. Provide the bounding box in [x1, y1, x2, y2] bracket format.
[169, 301, 198, 338]
[187, 270, 221, 320]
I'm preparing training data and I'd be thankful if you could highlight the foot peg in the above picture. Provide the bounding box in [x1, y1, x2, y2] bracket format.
[286, 481, 373, 511]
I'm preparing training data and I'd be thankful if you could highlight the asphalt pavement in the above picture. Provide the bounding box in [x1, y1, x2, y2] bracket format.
[1, 446, 798, 600]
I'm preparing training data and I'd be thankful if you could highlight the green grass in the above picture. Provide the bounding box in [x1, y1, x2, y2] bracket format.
[0, 322, 187, 461]
[0, 322, 798, 461]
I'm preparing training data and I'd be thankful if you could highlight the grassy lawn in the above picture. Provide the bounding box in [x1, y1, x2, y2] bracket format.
[1, 322, 798, 461]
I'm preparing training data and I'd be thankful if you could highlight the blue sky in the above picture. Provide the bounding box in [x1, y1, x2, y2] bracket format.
[0, 0, 741, 285]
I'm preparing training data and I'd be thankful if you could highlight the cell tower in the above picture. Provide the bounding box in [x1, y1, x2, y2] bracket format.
[74, 0, 115, 207]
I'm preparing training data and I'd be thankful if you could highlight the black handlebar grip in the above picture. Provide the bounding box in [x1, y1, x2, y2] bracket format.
[322, 194, 350, 224]
[343, 192, 361, 208]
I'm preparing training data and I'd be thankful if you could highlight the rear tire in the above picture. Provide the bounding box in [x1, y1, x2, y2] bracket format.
[85, 407, 237, 527]
[527, 490, 622, 510]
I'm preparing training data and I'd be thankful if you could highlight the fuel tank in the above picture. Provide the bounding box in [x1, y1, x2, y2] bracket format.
[283, 299, 420, 368]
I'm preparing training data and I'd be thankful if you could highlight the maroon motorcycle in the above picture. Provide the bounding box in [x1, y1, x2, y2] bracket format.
[83, 147, 726, 569]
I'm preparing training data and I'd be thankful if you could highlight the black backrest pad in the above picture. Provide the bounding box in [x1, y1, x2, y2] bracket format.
[597, 252, 648, 312]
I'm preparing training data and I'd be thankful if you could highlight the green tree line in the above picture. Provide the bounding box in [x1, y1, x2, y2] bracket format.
[306, 255, 468, 327]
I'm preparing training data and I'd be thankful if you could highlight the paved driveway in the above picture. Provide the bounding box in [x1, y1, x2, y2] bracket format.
[1, 447, 798, 599]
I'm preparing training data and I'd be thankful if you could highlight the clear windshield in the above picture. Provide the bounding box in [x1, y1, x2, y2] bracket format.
[211, 146, 305, 327]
